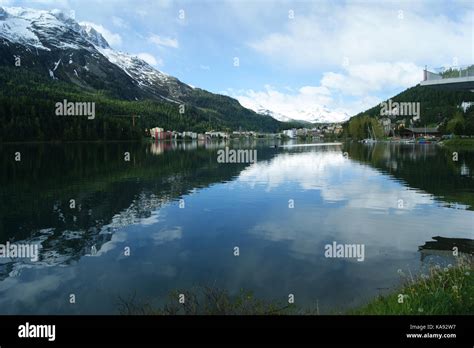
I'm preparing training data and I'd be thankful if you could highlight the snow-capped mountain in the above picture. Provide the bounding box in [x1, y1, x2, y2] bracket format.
[97, 47, 192, 102]
[256, 107, 297, 123]
[249, 103, 349, 124]
[292, 106, 350, 124]
[0, 6, 316, 130]
[0, 6, 193, 102]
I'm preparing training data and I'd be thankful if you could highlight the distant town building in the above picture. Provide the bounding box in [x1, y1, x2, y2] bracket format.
[205, 131, 229, 139]
[232, 131, 254, 137]
[461, 101, 474, 112]
[282, 129, 297, 138]
[150, 127, 171, 140]
[334, 124, 343, 135]
[172, 131, 182, 139]
[296, 128, 307, 137]
[183, 131, 198, 139]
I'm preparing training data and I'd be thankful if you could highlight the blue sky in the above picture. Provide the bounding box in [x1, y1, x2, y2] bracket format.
[1, 0, 473, 120]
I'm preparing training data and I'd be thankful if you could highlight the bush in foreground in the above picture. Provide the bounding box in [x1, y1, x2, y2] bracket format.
[117, 286, 300, 315]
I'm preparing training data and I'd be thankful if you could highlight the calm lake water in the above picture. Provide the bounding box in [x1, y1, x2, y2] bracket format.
[0, 140, 473, 314]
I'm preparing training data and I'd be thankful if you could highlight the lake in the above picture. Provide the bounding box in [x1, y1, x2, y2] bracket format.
[0, 140, 473, 314]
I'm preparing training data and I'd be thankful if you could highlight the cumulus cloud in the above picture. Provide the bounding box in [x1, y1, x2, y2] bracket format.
[249, 4, 473, 69]
[29, 0, 70, 5]
[230, 60, 424, 121]
[231, 84, 350, 122]
[79, 21, 122, 47]
[320, 62, 423, 96]
[148, 34, 179, 48]
[232, 2, 450, 122]
[246, 2, 466, 117]
[230, 82, 383, 122]
[136, 52, 163, 67]
[111, 16, 128, 29]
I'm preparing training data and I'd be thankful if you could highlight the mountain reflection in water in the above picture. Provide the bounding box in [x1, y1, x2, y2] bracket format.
[0, 141, 472, 314]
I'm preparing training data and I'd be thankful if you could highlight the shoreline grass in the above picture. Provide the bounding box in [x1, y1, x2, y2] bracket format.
[117, 286, 301, 315]
[117, 258, 473, 315]
[349, 257, 473, 315]
[440, 138, 474, 150]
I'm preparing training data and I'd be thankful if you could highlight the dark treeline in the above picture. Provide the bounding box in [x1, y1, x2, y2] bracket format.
[0, 67, 284, 142]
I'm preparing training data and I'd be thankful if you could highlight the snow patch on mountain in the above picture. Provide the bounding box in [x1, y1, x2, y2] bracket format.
[292, 106, 350, 123]
[98, 47, 172, 89]
[256, 107, 296, 122]
[0, 7, 87, 51]
[0, 7, 50, 50]
[53, 58, 61, 71]
[80, 23, 110, 49]
[0, 7, 8, 20]
[0, 6, 192, 100]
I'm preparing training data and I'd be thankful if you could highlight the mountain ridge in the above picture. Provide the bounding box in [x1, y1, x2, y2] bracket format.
[0, 6, 351, 126]
[0, 6, 287, 141]
[0, 6, 196, 102]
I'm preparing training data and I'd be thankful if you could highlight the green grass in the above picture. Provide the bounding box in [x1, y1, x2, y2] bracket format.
[116, 258, 473, 315]
[440, 138, 474, 150]
[349, 257, 473, 315]
[117, 286, 302, 315]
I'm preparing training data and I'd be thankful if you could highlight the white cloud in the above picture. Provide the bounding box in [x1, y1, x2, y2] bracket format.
[233, 3, 454, 122]
[111, 16, 128, 29]
[321, 62, 422, 96]
[136, 9, 147, 18]
[148, 34, 179, 48]
[79, 21, 122, 47]
[231, 84, 351, 122]
[136, 52, 163, 67]
[29, 0, 70, 5]
[231, 78, 385, 122]
[249, 4, 473, 69]
[231, 60, 422, 121]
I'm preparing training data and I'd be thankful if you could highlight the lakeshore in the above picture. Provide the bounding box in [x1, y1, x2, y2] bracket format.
[440, 138, 474, 150]
[0, 141, 472, 314]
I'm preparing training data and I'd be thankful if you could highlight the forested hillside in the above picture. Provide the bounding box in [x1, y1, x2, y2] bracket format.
[344, 84, 474, 139]
[0, 67, 283, 142]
